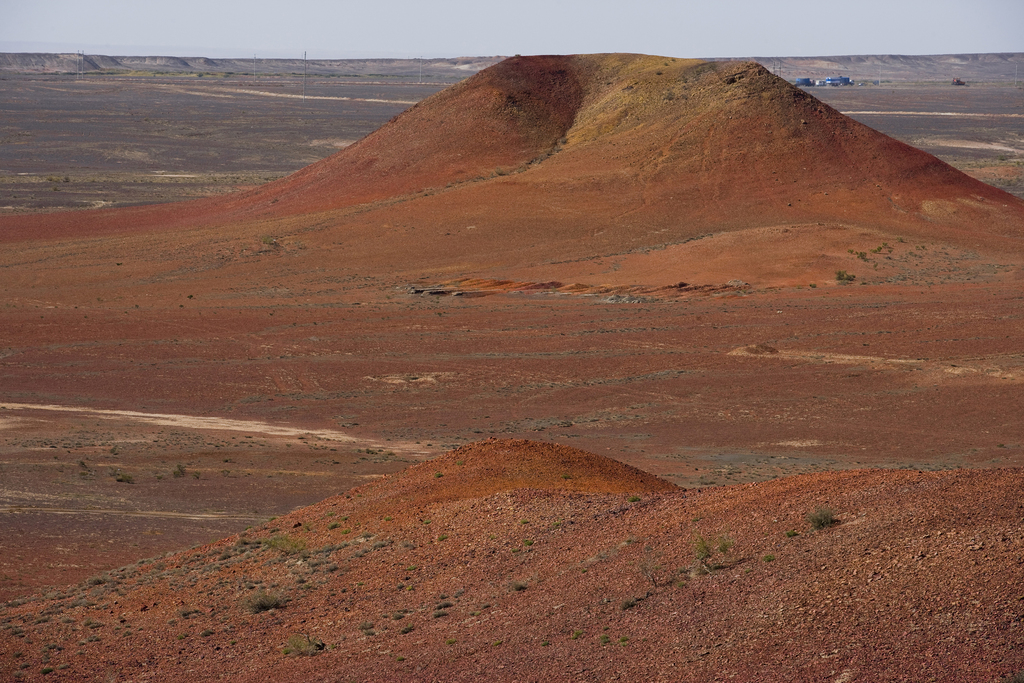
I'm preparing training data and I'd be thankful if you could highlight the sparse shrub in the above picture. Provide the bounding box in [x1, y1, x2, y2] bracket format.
[638, 545, 662, 586]
[620, 598, 637, 611]
[692, 533, 734, 574]
[400, 624, 414, 634]
[446, 638, 457, 645]
[115, 472, 133, 484]
[807, 507, 838, 530]
[717, 535, 735, 554]
[835, 270, 856, 282]
[264, 535, 306, 555]
[172, 464, 186, 478]
[509, 580, 528, 592]
[244, 590, 285, 613]
[694, 535, 712, 563]
[284, 633, 324, 655]
[763, 554, 775, 562]
[627, 495, 640, 503]
[359, 621, 374, 636]
[786, 529, 800, 538]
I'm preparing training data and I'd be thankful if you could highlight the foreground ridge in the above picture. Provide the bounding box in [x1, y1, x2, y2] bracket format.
[2, 441, 1023, 681]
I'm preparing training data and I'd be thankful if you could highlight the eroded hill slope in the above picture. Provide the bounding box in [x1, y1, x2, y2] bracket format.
[2, 439, 1022, 682]
[4, 54, 1022, 288]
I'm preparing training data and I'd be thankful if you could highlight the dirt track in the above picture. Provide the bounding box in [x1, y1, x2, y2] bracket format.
[0, 402, 360, 443]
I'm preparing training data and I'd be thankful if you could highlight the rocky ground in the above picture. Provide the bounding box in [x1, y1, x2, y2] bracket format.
[2, 54, 1024, 681]
[1, 440, 1022, 681]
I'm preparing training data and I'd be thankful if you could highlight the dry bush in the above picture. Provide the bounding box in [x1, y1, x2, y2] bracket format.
[244, 590, 285, 613]
[807, 507, 838, 530]
[283, 633, 324, 655]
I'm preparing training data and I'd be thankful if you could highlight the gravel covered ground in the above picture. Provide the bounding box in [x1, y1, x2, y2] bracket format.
[2, 55, 1024, 681]
[2, 440, 1022, 682]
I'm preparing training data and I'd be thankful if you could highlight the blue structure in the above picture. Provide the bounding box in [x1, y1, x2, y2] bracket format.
[794, 76, 854, 87]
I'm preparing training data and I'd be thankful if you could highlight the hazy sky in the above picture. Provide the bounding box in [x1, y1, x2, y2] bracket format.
[2, 0, 1022, 59]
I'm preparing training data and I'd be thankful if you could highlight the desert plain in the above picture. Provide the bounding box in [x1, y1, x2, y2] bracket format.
[1, 52, 1024, 681]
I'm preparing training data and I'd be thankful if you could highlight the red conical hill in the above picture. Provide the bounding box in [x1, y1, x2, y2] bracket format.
[221, 55, 586, 216]
[340, 439, 677, 522]
[3, 54, 1023, 288]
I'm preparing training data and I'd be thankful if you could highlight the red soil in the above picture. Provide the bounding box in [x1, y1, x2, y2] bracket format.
[2, 440, 1023, 681]
[3, 54, 1024, 681]
[4, 54, 1022, 282]
[352, 439, 677, 516]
